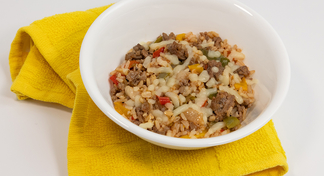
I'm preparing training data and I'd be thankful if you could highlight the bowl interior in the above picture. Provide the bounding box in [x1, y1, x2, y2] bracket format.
[80, 0, 289, 149]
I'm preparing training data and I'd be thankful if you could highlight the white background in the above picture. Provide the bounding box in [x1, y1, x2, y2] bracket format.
[0, 0, 323, 175]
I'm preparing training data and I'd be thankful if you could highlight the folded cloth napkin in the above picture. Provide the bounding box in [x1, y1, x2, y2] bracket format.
[9, 4, 288, 176]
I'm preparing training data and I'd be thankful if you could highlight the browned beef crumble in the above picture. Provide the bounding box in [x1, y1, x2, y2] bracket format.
[153, 100, 167, 112]
[135, 101, 150, 123]
[200, 32, 210, 41]
[126, 70, 147, 86]
[125, 43, 151, 60]
[234, 66, 250, 78]
[166, 41, 188, 61]
[151, 126, 170, 135]
[141, 49, 149, 58]
[210, 92, 235, 122]
[110, 84, 119, 102]
[235, 104, 246, 122]
[131, 120, 141, 126]
[133, 43, 145, 51]
[141, 101, 150, 112]
[189, 122, 199, 131]
[189, 32, 222, 50]
[213, 37, 222, 48]
[162, 32, 176, 41]
[117, 82, 125, 91]
[206, 60, 224, 81]
[110, 82, 126, 102]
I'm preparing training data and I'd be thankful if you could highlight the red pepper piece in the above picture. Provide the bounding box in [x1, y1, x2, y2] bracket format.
[153, 47, 165, 58]
[128, 60, 139, 69]
[109, 74, 119, 85]
[158, 96, 171, 105]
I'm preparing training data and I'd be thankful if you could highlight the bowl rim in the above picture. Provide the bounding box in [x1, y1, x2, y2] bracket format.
[80, 0, 290, 148]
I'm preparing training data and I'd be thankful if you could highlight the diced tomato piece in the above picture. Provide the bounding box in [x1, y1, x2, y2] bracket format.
[128, 60, 139, 69]
[131, 116, 135, 120]
[153, 47, 165, 58]
[109, 74, 119, 85]
[158, 96, 171, 105]
[220, 129, 225, 132]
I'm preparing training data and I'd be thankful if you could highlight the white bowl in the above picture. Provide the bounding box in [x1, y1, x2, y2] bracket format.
[80, 0, 290, 150]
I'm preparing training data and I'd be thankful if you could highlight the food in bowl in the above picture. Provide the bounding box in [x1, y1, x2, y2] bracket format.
[109, 31, 257, 139]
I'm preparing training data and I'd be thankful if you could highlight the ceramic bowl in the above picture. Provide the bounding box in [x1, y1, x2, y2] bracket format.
[80, 0, 290, 150]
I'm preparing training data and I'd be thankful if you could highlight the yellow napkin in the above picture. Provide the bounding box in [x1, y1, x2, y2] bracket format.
[9, 4, 288, 176]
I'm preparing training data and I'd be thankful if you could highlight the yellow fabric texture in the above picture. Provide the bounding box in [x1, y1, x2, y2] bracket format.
[9, 4, 288, 176]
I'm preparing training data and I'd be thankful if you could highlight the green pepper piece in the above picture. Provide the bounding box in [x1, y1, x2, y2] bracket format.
[185, 95, 196, 102]
[223, 116, 240, 129]
[158, 72, 170, 79]
[200, 48, 209, 57]
[201, 49, 221, 61]
[220, 56, 230, 67]
[154, 36, 163, 43]
[208, 93, 217, 99]
[207, 56, 218, 61]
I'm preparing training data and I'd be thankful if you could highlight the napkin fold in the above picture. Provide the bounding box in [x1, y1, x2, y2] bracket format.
[9, 4, 288, 176]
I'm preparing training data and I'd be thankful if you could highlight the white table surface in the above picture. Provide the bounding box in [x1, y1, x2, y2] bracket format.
[1, 0, 323, 175]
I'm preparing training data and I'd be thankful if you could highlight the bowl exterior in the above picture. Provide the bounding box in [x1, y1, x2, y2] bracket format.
[80, 0, 290, 149]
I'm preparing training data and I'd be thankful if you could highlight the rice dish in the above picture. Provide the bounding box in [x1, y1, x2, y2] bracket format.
[109, 31, 257, 138]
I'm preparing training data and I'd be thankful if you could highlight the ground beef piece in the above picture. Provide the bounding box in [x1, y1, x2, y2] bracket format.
[126, 70, 147, 86]
[213, 37, 222, 48]
[200, 32, 210, 41]
[141, 101, 150, 112]
[125, 43, 150, 60]
[135, 108, 144, 123]
[189, 122, 199, 131]
[162, 32, 176, 41]
[166, 41, 188, 61]
[207, 60, 224, 81]
[141, 49, 149, 58]
[192, 41, 203, 50]
[236, 105, 246, 122]
[152, 126, 170, 135]
[110, 84, 118, 95]
[153, 99, 167, 112]
[234, 66, 250, 78]
[133, 43, 145, 51]
[178, 79, 190, 95]
[135, 102, 150, 123]
[117, 82, 125, 92]
[210, 92, 235, 122]
[110, 84, 120, 101]
[125, 51, 143, 60]
[132, 120, 141, 126]
[111, 95, 118, 102]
